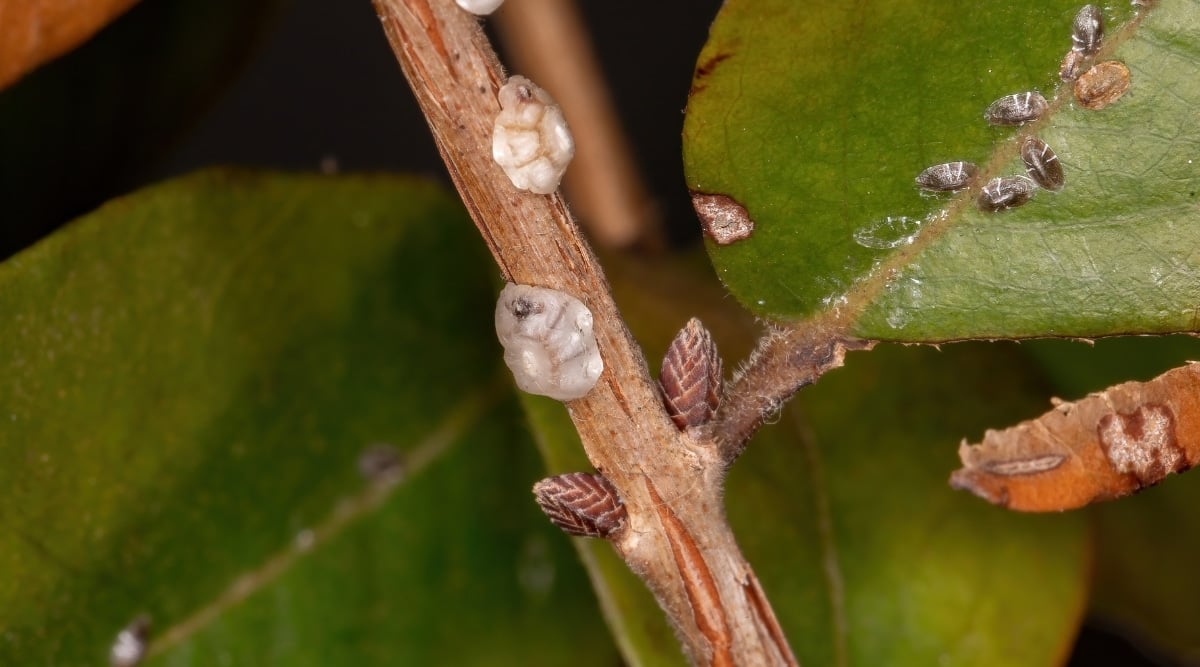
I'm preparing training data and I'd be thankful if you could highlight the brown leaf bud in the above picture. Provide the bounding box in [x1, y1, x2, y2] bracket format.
[659, 318, 723, 431]
[533, 473, 626, 539]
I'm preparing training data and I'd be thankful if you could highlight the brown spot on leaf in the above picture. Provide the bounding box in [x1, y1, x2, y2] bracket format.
[692, 192, 755, 245]
[690, 52, 732, 96]
[952, 362, 1200, 512]
[1074, 60, 1131, 110]
[695, 52, 732, 79]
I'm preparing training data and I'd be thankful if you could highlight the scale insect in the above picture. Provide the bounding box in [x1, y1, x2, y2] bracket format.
[976, 176, 1036, 212]
[494, 283, 603, 401]
[1020, 137, 1065, 192]
[492, 76, 575, 194]
[454, 0, 504, 15]
[1075, 60, 1131, 110]
[1071, 5, 1105, 55]
[915, 161, 978, 192]
[984, 91, 1048, 126]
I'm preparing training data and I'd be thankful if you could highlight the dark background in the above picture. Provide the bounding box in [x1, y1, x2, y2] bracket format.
[0, 0, 1177, 664]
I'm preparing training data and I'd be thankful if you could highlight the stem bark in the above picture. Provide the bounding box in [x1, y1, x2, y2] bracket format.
[374, 1, 797, 664]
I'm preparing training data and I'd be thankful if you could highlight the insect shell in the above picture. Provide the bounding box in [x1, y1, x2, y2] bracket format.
[495, 283, 603, 401]
[915, 161, 978, 192]
[976, 176, 1036, 212]
[1020, 137, 1065, 192]
[984, 91, 1048, 126]
[1075, 60, 1131, 110]
[455, 0, 504, 15]
[1072, 5, 1105, 55]
[492, 76, 575, 195]
[1060, 49, 1086, 82]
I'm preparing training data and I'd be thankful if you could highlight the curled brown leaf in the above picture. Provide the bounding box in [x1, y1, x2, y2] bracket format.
[952, 362, 1200, 512]
[0, 0, 141, 91]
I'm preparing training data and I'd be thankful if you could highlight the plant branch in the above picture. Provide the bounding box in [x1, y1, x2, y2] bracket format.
[708, 316, 873, 463]
[492, 0, 663, 251]
[374, 0, 796, 664]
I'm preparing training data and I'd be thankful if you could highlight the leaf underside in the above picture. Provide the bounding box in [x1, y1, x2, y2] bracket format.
[684, 0, 1200, 342]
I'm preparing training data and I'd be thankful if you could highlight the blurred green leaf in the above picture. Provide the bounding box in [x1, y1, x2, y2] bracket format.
[1088, 473, 1200, 664]
[684, 0, 1199, 341]
[734, 344, 1089, 666]
[0, 170, 617, 665]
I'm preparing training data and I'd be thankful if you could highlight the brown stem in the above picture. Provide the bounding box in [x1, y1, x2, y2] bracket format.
[710, 318, 873, 463]
[492, 0, 663, 251]
[373, 0, 796, 663]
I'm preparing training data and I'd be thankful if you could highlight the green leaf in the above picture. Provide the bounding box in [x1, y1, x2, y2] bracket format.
[683, 0, 1199, 341]
[0, 170, 618, 665]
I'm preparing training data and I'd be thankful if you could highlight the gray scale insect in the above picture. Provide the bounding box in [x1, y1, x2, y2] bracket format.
[976, 176, 1036, 212]
[1060, 49, 1086, 82]
[915, 161, 978, 192]
[1020, 137, 1065, 192]
[1072, 5, 1105, 55]
[984, 91, 1048, 126]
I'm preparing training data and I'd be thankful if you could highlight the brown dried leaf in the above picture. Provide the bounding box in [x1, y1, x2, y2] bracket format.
[0, 0, 141, 91]
[659, 317, 723, 431]
[952, 362, 1200, 512]
[532, 472, 626, 538]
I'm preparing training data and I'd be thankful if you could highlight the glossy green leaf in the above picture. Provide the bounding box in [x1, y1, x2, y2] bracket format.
[684, 0, 1199, 341]
[0, 171, 617, 665]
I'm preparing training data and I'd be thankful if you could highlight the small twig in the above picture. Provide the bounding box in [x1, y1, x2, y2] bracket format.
[374, 0, 797, 663]
[709, 318, 873, 463]
[492, 0, 663, 251]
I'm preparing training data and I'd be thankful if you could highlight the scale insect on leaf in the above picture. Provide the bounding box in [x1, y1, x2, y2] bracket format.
[915, 161, 978, 192]
[976, 176, 1036, 212]
[1071, 5, 1105, 55]
[984, 91, 1048, 126]
[1020, 137, 1065, 192]
[1075, 60, 1132, 110]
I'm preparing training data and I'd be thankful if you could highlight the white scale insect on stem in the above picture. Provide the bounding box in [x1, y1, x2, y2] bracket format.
[454, 0, 504, 16]
[492, 76, 575, 195]
[495, 283, 603, 401]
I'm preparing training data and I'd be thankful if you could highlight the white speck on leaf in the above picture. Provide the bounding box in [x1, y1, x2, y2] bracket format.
[109, 616, 149, 667]
[853, 216, 923, 250]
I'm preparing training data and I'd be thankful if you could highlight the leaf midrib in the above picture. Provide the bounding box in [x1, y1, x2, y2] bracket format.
[824, 6, 1156, 339]
[143, 379, 506, 660]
